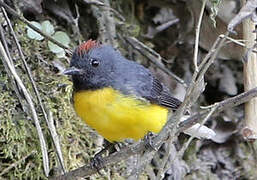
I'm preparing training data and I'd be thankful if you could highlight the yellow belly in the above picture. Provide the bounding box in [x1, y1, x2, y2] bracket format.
[73, 87, 168, 142]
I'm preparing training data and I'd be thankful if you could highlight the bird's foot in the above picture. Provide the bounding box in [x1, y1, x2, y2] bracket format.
[144, 132, 158, 151]
[90, 148, 106, 174]
[90, 141, 116, 173]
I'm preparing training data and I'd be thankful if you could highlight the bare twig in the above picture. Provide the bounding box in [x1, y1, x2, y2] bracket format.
[47, 111, 66, 173]
[0, 151, 36, 176]
[0, 39, 49, 176]
[222, 36, 257, 53]
[241, 0, 257, 139]
[178, 86, 257, 133]
[156, 136, 173, 179]
[228, 0, 257, 33]
[155, 18, 179, 32]
[0, 23, 26, 112]
[2, 4, 50, 137]
[177, 104, 217, 159]
[193, 0, 207, 72]
[52, 140, 145, 180]
[1, 7, 66, 174]
[225, 37, 249, 48]
[184, 33, 228, 110]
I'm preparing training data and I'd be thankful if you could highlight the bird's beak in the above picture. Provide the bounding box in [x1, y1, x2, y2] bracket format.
[63, 67, 83, 75]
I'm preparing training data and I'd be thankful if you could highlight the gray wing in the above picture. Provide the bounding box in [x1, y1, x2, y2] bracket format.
[145, 77, 182, 109]
[113, 60, 181, 109]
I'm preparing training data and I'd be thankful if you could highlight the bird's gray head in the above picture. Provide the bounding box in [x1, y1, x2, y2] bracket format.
[64, 40, 120, 91]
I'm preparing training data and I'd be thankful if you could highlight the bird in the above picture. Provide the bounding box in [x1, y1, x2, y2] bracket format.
[64, 39, 182, 143]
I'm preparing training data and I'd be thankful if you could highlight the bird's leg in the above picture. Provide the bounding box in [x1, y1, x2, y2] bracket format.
[144, 132, 158, 151]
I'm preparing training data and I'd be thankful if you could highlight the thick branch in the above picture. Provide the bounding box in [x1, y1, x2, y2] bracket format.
[241, 0, 257, 139]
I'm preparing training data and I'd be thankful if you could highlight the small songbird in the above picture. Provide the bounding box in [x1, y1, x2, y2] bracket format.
[64, 40, 181, 142]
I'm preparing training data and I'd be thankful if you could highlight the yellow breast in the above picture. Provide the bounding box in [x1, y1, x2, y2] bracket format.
[73, 87, 168, 142]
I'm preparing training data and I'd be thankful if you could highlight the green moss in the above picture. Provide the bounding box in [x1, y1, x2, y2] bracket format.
[0, 86, 45, 179]
[0, 22, 108, 179]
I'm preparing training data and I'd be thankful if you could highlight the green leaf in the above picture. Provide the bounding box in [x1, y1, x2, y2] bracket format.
[48, 41, 63, 54]
[27, 21, 44, 40]
[53, 31, 70, 46]
[48, 31, 70, 54]
[41, 20, 54, 36]
[56, 50, 66, 58]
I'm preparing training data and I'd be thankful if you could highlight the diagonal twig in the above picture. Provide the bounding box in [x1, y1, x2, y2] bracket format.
[0, 23, 26, 112]
[0, 151, 36, 176]
[193, 0, 207, 72]
[1, 6, 66, 174]
[0, 37, 50, 176]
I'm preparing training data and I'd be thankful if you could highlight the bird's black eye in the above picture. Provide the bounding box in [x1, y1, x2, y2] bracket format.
[90, 58, 100, 67]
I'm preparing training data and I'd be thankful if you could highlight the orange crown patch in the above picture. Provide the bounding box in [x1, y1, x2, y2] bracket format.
[77, 39, 99, 54]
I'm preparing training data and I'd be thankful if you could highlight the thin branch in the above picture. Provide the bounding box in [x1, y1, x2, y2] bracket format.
[0, 151, 36, 176]
[227, 0, 257, 33]
[0, 39, 49, 176]
[222, 35, 257, 53]
[156, 18, 179, 32]
[178, 86, 257, 133]
[47, 111, 66, 173]
[156, 136, 173, 179]
[241, 0, 257, 139]
[193, 0, 207, 72]
[1, 6, 66, 174]
[183, 33, 228, 110]
[177, 104, 217, 160]
[0, 23, 26, 112]
[51, 141, 145, 180]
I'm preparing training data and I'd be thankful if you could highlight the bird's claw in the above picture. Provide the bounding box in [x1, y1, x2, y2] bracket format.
[144, 132, 157, 151]
[90, 152, 105, 175]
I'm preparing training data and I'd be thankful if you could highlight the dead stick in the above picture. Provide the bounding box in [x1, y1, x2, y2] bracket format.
[241, 0, 257, 140]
